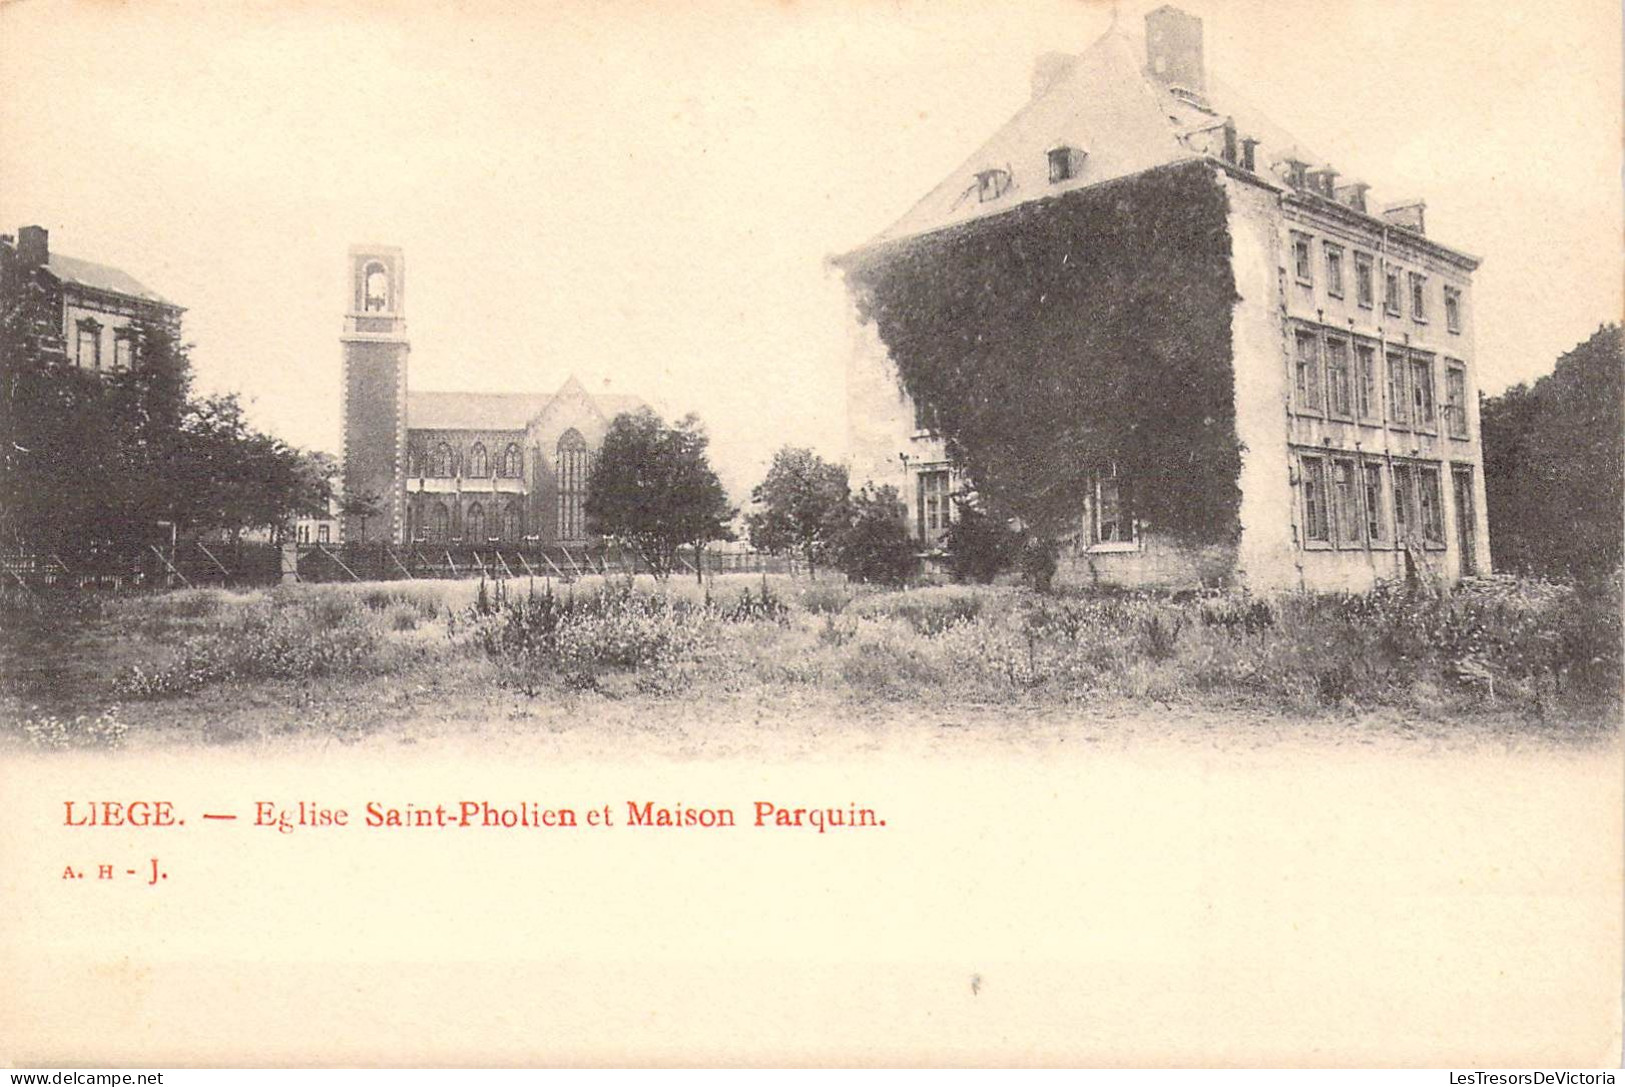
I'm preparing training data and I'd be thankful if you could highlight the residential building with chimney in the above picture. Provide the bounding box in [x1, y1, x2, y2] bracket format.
[0, 224, 183, 372]
[339, 246, 646, 546]
[837, 5, 1491, 591]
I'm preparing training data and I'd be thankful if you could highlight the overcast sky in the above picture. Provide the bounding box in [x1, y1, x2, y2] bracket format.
[3, 0, 1619, 501]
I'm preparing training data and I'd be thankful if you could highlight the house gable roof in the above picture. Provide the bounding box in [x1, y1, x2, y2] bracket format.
[45, 253, 179, 308]
[855, 24, 1323, 252]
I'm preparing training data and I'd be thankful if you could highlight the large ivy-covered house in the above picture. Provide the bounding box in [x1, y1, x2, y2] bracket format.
[836, 5, 1490, 591]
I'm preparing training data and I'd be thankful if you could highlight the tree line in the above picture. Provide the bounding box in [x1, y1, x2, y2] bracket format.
[1480, 323, 1622, 584]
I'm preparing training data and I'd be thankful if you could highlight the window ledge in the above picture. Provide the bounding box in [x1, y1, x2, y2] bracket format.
[1086, 541, 1141, 554]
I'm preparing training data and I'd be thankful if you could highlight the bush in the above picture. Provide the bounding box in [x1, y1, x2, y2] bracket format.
[834, 485, 916, 586]
[942, 505, 1019, 584]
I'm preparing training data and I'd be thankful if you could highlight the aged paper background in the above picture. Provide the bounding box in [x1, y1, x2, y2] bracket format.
[1, 0, 1621, 1068]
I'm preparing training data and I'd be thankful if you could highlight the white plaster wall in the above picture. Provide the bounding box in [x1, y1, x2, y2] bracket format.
[1223, 173, 1298, 591]
[842, 296, 949, 520]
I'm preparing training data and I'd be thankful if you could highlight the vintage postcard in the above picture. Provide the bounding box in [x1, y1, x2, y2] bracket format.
[1, 0, 1620, 1069]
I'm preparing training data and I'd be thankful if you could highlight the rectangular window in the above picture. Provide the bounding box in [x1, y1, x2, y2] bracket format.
[1325, 244, 1344, 298]
[1294, 330, 1323, 414]
[1392, 463, 1416, 543]
[1355, 343, 1378, 421]
[318, 524, 330, 544]
[1325, 336, 1352, 418]
[1418, 465, 1444, 545]
[1444, 365, 1468, 438]
[76, 323, 100, 371]
[1410, 355, 1435, 430]
[917, 469, 950, 542]
[1409, 272, 1428, 321]
[1363, 462, 1388, 545]
[1293, 233, 1313, 284]
[1387, 351, 1410, 427]
[1333, 458, 1361, 545]
[113, 332, 134, 371]
[1300, 456, 1330, 544]
[1444, 286, 1462, 333]
[1047, 146, 1083, 183]
[1384, 267, 1402, 316]
[1354, 252, 1375, 308]
[1092, 465, 1135, 546]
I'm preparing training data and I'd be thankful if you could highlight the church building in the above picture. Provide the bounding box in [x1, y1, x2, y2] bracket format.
[340, 246, 645, 546]
[837, 6, 1492, 591]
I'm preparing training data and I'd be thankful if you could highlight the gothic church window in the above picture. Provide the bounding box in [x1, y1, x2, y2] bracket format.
[502, 502, 523, 542]
[466, 503, 484, 542]
[468, 443, 488, 478]
[430, 504, 450, 543]
[431, 442, 454, 478]
[557, 430, 589, 540]
[500, 443, 523, 479]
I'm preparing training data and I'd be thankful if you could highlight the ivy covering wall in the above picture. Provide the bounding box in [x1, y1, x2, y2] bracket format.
[844, 160, 1243, 547]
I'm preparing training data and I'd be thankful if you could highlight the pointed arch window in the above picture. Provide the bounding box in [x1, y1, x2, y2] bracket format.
[429, 504, 450, 544]
[499, 442, 523, 479]
[466, 503, 485, 543]
[430, 442, 454, 478]
[467, 443, 488, 478]
[557, 429, 590, 541]
[502, 502, 523, 542]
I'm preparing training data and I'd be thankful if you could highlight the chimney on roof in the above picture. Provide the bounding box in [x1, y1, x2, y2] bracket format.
[1381, 200, 1426, 235]
[1031, 52, 1074, 99]
[1145, 6, 1205, 94]
[17, 225, 48, 268]
[1307, 167, 1339, 198]
[1334, 181, 1371, 214]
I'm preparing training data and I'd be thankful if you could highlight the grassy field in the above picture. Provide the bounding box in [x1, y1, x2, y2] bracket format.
[1, 571, 1619, 752]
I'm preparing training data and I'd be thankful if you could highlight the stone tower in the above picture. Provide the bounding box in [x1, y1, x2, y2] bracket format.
[340, 245, 409, 544]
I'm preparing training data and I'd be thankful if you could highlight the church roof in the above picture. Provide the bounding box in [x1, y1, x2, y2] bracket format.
[406, 384, 647, 432]
[45, 252, 179, 308]
[857, 22, 1320, 251]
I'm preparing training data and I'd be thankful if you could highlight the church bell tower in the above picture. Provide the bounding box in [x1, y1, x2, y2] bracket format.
[340, 245, 409, 544]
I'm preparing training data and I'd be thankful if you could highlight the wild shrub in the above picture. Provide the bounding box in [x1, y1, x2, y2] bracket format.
[725, 584, 791, 625]
[884, 592, 984, 636]
[114, 602, 383, 698]
[799, 581, 854, 615]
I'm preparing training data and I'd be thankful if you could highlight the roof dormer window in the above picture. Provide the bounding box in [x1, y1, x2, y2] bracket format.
[976, 168, 1012, 203]
[1047, 146, 1085, 183]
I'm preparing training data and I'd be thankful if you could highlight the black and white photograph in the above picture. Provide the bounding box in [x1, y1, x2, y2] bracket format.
[1, 0, 1620, 1071]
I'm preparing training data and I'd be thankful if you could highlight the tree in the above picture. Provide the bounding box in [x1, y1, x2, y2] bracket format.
[340, 489, 383, 545]
[747, 446, 850, 578]
[585, 408, 736, 580]
[1482, 324, 1623, 581]
[832, 485, 916, 586]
